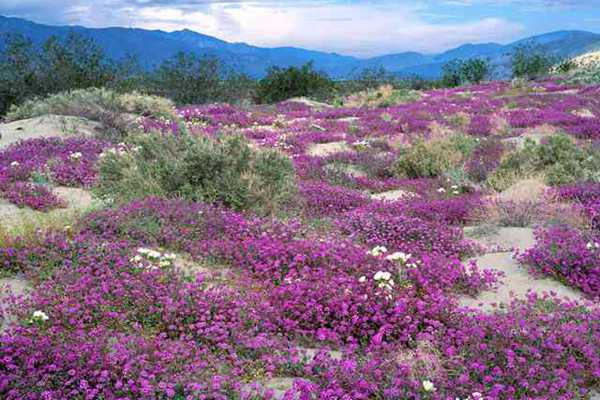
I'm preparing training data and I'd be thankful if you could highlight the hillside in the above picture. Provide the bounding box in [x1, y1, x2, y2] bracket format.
[1, 15, 599, 78]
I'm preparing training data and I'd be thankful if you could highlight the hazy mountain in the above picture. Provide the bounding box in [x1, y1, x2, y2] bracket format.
[1, 15, 599, 79]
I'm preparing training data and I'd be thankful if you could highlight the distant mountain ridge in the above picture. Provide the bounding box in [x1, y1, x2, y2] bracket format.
[1, 15, 599, 79]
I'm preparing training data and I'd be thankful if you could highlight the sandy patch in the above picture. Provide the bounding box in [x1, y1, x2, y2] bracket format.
[0, 115, 102, 149]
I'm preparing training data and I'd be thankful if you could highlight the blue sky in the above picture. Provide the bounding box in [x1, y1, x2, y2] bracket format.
[1, 0, 599, 57]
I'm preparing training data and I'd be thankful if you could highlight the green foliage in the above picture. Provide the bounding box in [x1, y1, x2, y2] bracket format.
[94, 133, 296, 215]
[441, 58, 491, 87]
[392, 135, 469, 178]
[0, 32, 121, 115]
[255, 62, 334, 104]
[151, 52, 255, 105]
[511, 45, 555, 80]
[6, 87, 176, 140]
[487, 134, 600, 189]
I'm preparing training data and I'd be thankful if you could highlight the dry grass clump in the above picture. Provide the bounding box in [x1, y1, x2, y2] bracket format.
[342, 84, 421, 108]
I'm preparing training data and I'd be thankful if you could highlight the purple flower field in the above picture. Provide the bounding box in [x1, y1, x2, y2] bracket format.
[1, 79, 599, 399]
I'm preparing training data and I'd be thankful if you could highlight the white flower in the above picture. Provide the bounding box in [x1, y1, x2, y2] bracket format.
[10, 161, 20, 167]
[437, 187, 446, 193]
[158, 260, 172, 268]
[368, 245, 388, 257]
[386, 251, 411, 263]
[422, 379, 436, 392]
[130, 255, 143, 263]
[69, 152, 83, 161]
[374, 271, 392, 281]
[452, 190, 460, 195]
[586, 242, 599, 250]
[451, 185, 459, 189]
[32, 310, 49, 322]
[472, 393, 483, 399]
[358, 276, 367, 283]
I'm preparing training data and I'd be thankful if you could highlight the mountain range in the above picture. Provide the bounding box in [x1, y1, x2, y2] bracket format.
[1, 15, 599, 79]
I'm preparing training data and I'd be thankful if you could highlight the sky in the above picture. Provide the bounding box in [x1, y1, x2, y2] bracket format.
[1, 0, 599, 57]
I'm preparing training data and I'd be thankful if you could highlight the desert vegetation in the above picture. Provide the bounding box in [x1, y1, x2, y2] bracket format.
[0, 30, 599, 400]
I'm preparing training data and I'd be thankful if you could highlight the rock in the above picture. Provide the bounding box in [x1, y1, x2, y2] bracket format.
[53, 187, 96, 209]
[306, 141, 351, 156]
[370, 189, 415, 201]
[0, 115, 102, 149]
[502, 124, 559, 149]
[459, 252, 586, 312]
[286, 97, 333, 109]
[497, 178, 548, 203]
[0, 187, 98, 231]
[0, 276, 31, 332]
[324, 163, 367, 178]
[263, 377, 296, 399]
[297, 347, 342, 362]
[464, 227, 536, 253]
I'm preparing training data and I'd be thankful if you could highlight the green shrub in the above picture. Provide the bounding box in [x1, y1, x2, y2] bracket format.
[511, 45, 555, 80]
[392, 136, 467, 178]
[486, 134, 600, 189]
[255, 62, 334, 104]
[6, 88, 176, 140]
[441, 58, 491, 87]
[94, 133, 296, 215]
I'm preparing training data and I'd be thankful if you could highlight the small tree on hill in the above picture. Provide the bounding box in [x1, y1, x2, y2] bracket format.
[255, 62, 334, 103]
[511, 45, 554, 80]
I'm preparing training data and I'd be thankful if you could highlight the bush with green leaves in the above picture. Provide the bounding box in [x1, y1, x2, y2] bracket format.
[441, 58, 491, 87]
[511, 45, 555, 80]
[6, 88, 176, 140]
[94, 133, 296, 214]
[255, 62, 334, 104]
[392, 134, 477, 178]
[487, 134, 600, 189]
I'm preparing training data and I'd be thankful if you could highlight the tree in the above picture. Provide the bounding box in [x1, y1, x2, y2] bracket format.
[511, 45, 554, 80]
[255, 62, 334, 103]
[441, 58, 491, 87]
[461, 58, 491, 84]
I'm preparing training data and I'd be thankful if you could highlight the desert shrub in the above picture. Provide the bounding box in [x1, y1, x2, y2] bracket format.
[466, 139, 504, 182]
[341, 84, 420, 108]
[537, 134, 600, 185]
[487, 134, 600, 189]
[94, 133, 295, 214]
[511, 45, 555, 80]
[255, 62, 334, 104]
[150, 52, 255, 105]
[6, 88, 177, 140]
[441, 58, 491, 87]
[392, 135, 475, 179]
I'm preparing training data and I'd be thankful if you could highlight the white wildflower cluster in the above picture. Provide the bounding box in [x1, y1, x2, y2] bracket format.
[386, 251, 419, 268]
[130, 247, 176, 270]
[422, 379, 435, 392]
[586, 241, 600, 251]
[69, 152, 83, 162]
[99, 142, 129, 159]
[31, 310, 49, 322]
[366, 245, 388, 257]
[455, 392, 484, 400]
[374, 270, 395, 291]
[438, 185, 461, 195]
[352, 139, 372, 150]
[10, 161, 20, 167]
